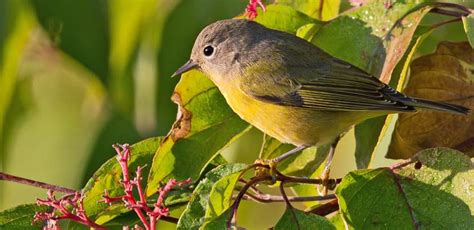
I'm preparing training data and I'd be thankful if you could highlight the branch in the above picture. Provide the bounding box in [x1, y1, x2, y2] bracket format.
[229, 165, 343, 228]
[455, 137, 474, 155]
[280, 182, 300, 229]
[276, 171, 342, 187]
[228, 175, 272, 229]
[242, 192, 336, 203]
[0, 172, 77, 194]
[390, 158, 416, 170]
[307, 199, 339, 216]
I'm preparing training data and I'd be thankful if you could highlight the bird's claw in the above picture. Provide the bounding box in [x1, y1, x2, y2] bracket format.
[254, 159, 278, 184]
[317, 171, 337, 196]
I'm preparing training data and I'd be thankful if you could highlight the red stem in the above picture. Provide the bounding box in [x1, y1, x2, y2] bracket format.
[113, 144, 151, 230]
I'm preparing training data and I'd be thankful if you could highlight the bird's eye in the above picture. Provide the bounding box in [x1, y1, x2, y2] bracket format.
[203, 46, 214, 57]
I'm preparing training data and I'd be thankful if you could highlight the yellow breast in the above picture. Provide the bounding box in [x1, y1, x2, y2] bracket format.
[216, 81, 363, 146]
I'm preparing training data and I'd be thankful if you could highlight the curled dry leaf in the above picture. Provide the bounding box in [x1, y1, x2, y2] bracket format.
[387, 42, 474, 159]
[169, 92, 192, 141]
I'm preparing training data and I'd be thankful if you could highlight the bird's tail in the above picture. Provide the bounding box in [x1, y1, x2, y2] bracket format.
[407, 97, 470, 115]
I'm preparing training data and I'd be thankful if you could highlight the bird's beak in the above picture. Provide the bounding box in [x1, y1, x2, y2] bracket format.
[171, 60, 199, 77]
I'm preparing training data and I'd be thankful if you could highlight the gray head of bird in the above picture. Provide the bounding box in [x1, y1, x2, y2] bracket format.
[172, 19, 272, 83]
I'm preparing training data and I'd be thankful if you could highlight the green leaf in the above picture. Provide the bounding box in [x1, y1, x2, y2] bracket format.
[312, 0, 431, 79]
[288, 145, 331, 208]
[296, 23, 321, 41]
[81, 137, 162, 224]
[274, 208, 335, 230]
[67, 221, 90, 230]
[289, 150, 329, 208]
[259, 137, 331, 208]
[200, 208, 234, 230]
[98, 211, 142, 230]
[177, 163, 247, 230]
[275, 0, 341, 20]
[259, 134, 294, 160]
[337, 148, 474, 229]
[147, 70, 250, 194]
[254, 4, 321, 34]
[354, 25, 434, 169]
[328, 212, 346, 229]
[462, 13, 474, 48]
[337, 168, 414, 229]
[0, 204, 48, 230]
[354, 116, 387, 169]
[205, 165, 247, 220]
[260, 134, 330, 177]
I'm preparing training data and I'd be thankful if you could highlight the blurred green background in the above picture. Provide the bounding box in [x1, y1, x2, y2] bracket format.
[0, 0, 472, 229]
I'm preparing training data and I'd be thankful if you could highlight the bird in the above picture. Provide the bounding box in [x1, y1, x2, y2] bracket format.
[172, 19, 470, 191]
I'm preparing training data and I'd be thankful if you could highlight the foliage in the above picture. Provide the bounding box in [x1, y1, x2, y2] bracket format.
[1, 0, 473, 229]
[337, 148, 474, 229]
[388, 42, 474, 158]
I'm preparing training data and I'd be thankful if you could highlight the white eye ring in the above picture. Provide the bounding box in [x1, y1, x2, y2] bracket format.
[203, 45, 215, 58]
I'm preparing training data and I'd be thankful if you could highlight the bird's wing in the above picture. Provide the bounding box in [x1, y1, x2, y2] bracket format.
[239, 58, 414, 112]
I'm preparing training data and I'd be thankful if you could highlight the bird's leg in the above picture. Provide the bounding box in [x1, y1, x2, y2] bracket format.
[272, 145, 309, 164]
[255, 145, 308, 183]
[318, 137, 340, 196]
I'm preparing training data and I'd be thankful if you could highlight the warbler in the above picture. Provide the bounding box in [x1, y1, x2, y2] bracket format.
[173, 19, 469, 187]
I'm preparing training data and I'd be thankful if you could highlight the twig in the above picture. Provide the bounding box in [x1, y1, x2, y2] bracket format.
[230, 165, 342, 228]
[280, 182, 300, 230]
[307, 199, 339, 216]
[276, 171, 342, 186]
[430, 8, 467, 17]
[242, 192, 336, 203]
[384, 1, 471, 42]
[390, 158, 416, 170]
[228, 175, 272, 229]
[428, 1, 471, 19]
[0, 172, 77, 194]
[430, 2, 472, 16]
[454, 137, 474, 154]
[238, 178, 268, 196]
[430, 17, 462, 29]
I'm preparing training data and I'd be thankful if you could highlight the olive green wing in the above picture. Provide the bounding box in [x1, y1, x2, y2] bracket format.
[239, 59, 415, 112]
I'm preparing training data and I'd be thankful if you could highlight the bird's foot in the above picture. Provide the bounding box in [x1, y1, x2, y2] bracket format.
[254, 158, 278, 184]
[317, 169, 337, 196]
